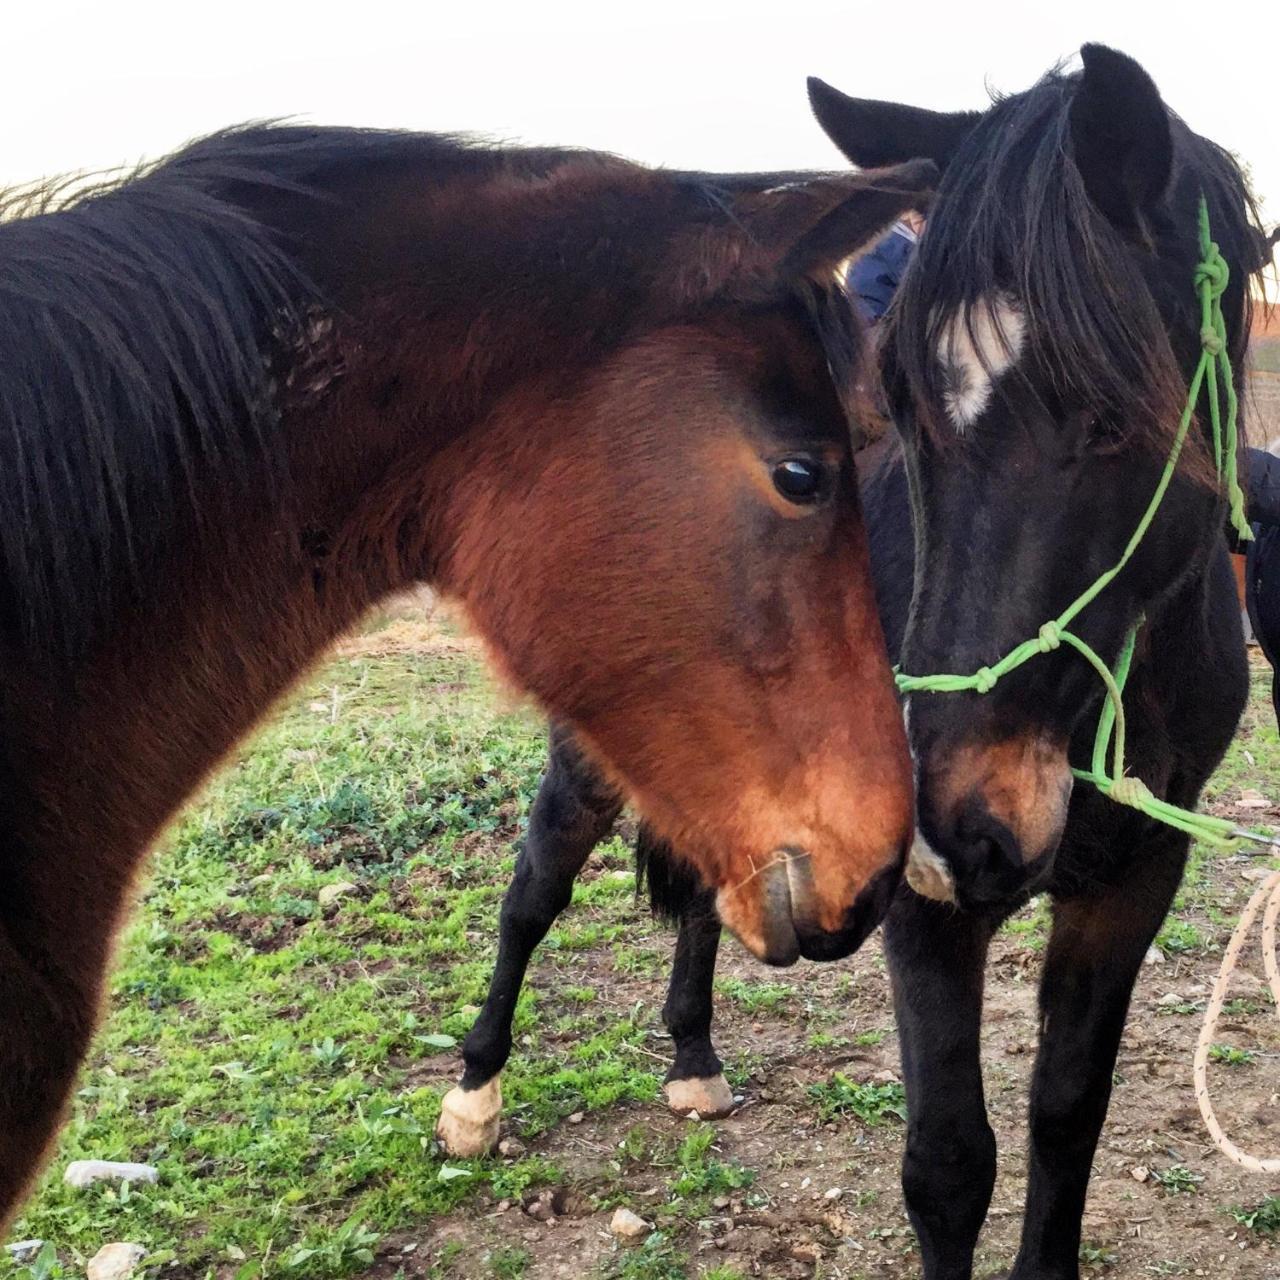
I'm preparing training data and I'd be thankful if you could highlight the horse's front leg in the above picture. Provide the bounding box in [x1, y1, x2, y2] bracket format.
[1010, 833, 1187, 1280]
[884, 889, 998, 1280]
[436, 722, 621, 1156]
[660, 877, 734, 1118]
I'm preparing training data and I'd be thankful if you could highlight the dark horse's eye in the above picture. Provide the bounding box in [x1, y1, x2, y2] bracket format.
[772, 457, 825, 503]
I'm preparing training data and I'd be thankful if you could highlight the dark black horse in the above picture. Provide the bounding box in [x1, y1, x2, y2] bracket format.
[442, 45, 1276, 1280]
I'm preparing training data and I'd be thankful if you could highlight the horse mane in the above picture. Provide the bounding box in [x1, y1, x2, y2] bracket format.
[887, 66, 1270, 455]
[0, 126, 628, 656]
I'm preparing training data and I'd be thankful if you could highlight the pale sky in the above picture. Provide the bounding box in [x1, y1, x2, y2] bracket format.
[2, 0, 1277, 230]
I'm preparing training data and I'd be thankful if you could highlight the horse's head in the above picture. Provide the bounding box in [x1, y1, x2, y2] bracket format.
[433, 162, 934, 962]
[811, 46, 1275, 907]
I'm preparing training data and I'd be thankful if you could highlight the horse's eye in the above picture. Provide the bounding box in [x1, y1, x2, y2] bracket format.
[772, 457, 825, 503]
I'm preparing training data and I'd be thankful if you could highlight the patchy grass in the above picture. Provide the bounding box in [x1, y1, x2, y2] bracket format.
[1231, 1196, 1280, 1234]
[3, 611, 656, 1278]
[807, 1075, 907, 1126]
[1153, 1165, 1204, 1195]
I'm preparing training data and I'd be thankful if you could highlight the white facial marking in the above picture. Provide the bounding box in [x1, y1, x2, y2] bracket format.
[936, 293, 1026, 432]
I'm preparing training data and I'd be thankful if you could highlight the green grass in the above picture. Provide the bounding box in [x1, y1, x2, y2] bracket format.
[3, 619, 660, 1278]
[1229, 1194, 1280, 1233]
[1207, 1044, 1257, 1066]
[713, 977, 793, 1015]
[1153, 1165, 1204, 1195]
[807, 1075, 907, 1126]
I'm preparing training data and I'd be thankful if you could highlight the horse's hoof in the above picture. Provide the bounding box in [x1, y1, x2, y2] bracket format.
[664, 1074, 737, 1119]
[436, 1078, 502, 1156]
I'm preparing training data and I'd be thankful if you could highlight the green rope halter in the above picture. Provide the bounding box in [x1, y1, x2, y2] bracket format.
[896, 197, 1271, 852]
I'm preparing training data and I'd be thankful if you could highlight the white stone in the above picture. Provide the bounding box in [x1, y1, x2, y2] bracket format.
[610, 1208, 652, 1241]
[86, 1243, 145, 1280]
[5, 1242, 43, 1264]
[318, 881, 358, 908]
[64, 1161, 158, 1189]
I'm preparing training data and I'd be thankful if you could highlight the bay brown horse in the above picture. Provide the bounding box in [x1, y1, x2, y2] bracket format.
[0, 126, 928, 1222]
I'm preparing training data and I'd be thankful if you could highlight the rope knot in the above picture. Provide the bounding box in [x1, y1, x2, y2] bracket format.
[1200, 325, 1224, 355]
[1109, 775, 1154, 809]
[1037, 621, 1062, 653]
[1194, 247, 1229, 297]
[973, 666, 997, 694]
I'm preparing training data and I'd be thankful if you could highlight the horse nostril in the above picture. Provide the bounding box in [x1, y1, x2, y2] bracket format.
[948, 803, 1030, 902]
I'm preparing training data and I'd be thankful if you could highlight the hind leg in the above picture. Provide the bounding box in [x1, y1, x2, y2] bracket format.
[437, 723, 621, 1156]
[662, 885, 735, 1119]
[0, 854, 128, 1228]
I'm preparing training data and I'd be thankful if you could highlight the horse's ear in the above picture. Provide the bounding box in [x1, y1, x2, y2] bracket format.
[807, 77, 979, 171]
[670, 162, 937, 305]
[777, 160, 939, 280]
[1069, 44, 1173, 229]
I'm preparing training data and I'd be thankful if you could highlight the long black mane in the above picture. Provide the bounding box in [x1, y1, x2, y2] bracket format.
[0, 126, 587, 656]
[887, 67, 1268, 453]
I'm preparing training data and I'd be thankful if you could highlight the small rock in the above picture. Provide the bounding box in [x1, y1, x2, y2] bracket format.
[712, 1195, 731, 1209]
[1242, 867, 1276, 882]
[1143, 946, 1164, 965]
[1132, 1165, 1151, 1183]
[498, 1137, 526, 1159]
[64, 1161, 159, 1189]
[608, 870, 632, 881]
[872, 1070, 900, 1085]
[1238, 789, 1271, 809]
[824, 1187, 843, 1201]
[318, 881, 357, 909]
[567, 1111, 585, 1125]
[496, 1199, 511, 1212]
[400, 1243, 418, 1254]
[610, 1207, 652, 1241]
[87, 1243, 145, 1280]
[5, 1243, 44, 1264]
[686, 1110, 702, 1122]
[1158, 992, 1185, 1007]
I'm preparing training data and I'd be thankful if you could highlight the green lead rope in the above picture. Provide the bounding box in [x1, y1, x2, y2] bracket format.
[896, 197, 1273, 852]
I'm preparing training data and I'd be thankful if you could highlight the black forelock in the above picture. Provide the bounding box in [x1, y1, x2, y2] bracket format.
[886, 66, 1267, 451]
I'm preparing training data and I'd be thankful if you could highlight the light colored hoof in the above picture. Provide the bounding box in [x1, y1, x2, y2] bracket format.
[436, 1077, 502, 1156]
[905, 837, 957, 904]
[664, 1074, 736, 1119]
